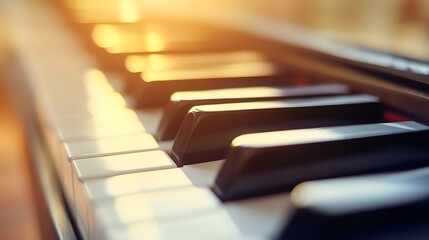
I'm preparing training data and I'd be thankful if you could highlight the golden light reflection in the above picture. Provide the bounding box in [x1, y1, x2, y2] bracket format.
[101, 151, 173, 171]
[84, 133, 158, 157]
[232, 121, 417, 148]
[54, 109, 140, 132]
[80, 93, 127, 113]
[191, 101, 290, 113]
[65, 122, 145, 140]
[104, 171, 191, 197]
[118, 0, 140, 23]
[83, 68, 114, 95]
[170, 84, 348, 101]
[145, 31, 167, 52]
[171, 87, 283, 101]
[92, 24, 168, 53]
[65, 0, 142, 23]
[141, 61, 276, 82]
[125, 51, 266, 73]
[125, 55, 146, 73]
[92, 24, 121, 49]
[291, 179, 425, 214]
[232, 128, 340, 149]
[88, 108, 138, 123]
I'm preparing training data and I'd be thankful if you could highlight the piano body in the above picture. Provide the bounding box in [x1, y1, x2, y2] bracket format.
[1, 0, 429, 239]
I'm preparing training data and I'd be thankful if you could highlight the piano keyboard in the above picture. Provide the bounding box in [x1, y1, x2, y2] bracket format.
[3, 0, 429, 239]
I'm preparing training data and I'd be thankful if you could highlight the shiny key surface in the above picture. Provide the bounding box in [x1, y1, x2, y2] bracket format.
[103, 192, 292, 240]
[129, 60, 288, 108]
[157, 84, 349, 140]
[213, 121, 429, 201]
[82, 160, 224, 199]
[8, 1, 429, 240]
[282, 167, 429, 239]
[171, 94, 383, 166]
[63, 133, 159, 160]
[74, 161, 224, 240]
[72, 150, 175, 180]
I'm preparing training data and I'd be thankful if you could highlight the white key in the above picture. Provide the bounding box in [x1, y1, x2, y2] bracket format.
[82, 159, 223, 199]
[56, 121, 146, 141]
[73, 150, 176, 181]
[89, 187, 221, 240]
[60, 133, 159, 216]
[101, 193, 292, 240]
[53, 108, 139, 130]
[72, 150, 175, 239]
[63, 133, 159, 160]
[74, 160, 222, 238]
[136, 108, 165, 135]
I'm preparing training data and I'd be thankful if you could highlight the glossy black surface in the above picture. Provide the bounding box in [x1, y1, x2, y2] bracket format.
[171, 94, 383, 166]
[156, 84, 349, 140]
[129, 60, 288, 108]
[213, 121, 429, 201]
[281, 166, 429, 240]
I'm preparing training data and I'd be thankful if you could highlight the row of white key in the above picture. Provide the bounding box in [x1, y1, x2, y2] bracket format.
[5, 1, 293, 239]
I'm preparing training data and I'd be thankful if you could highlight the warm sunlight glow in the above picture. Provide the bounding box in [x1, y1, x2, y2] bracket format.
[83, 68, 113, 95]
[124, 55, 146, 73]
[125, 51, 266, 73]
[88, 134, 159, 156]
[171, 87, 284, 101]
[101, 151, 174, 171]
[170, 84, 349, 101]
[119, 0, 140, 23]
[231, 121, 423, 148]
[141, 62, 277, 82]
[191, 101, 291, 113]
[232, 128, 340, 148]
[67, 108, 138, 125]
[92, 23, 170, 54]
[92, 24, 121, 49]
[145, 31, 167, 52]
[103, 171, 191, 197]
[291, 179, 425, 214]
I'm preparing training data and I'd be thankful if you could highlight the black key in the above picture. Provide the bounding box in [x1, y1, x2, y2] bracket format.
[213, 121, 429, 201]
[171, 94, 383, 167]
[129, 60, 288, 108]
[157, 84, 349, 140]
[281, 166, 429, 240]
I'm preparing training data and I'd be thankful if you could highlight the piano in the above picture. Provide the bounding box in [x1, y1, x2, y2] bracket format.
[2, 0, 429, 239]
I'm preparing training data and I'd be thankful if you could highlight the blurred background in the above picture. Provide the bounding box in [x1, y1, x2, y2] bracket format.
[0, 0, 428, 239]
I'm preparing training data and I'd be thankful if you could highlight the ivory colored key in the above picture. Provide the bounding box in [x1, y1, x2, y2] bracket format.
[60, 133, 159, 211]
[103, 192, 292, 240]
[88, 187, 221, 240]
[63, 133, 159, 160]
[56, 121, 146, 141]
[74, 160, 224, 239]
[80, 160, 224, 199]
[72, 150, 175, 240]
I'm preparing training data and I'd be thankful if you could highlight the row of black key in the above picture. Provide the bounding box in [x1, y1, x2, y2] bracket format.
[55, 2, 429, 238]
